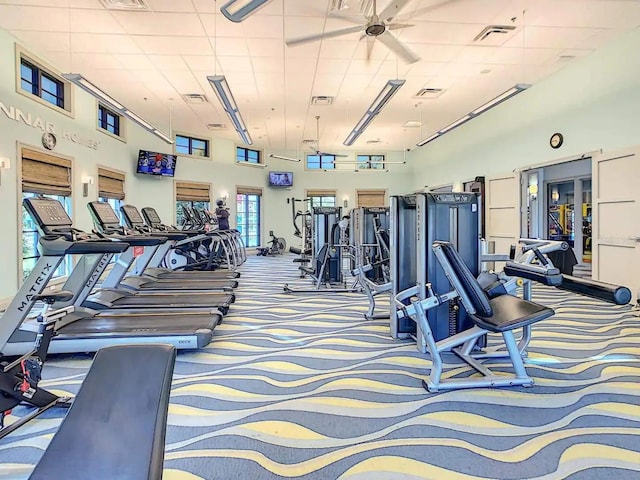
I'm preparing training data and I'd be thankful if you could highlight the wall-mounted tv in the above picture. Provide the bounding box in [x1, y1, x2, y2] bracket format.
[136, 150, 177, 177]
[268, 171, 293, 187]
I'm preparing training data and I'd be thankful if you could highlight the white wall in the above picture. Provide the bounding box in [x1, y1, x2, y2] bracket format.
[0, 26, 412, 300]
[407, 27, 640, 188]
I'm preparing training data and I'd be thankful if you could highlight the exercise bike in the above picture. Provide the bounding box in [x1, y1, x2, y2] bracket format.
[257, 231, 286, 256]
[0, 291, 74, 439]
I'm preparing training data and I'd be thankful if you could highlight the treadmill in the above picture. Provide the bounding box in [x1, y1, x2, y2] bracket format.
[67, 204, 235, 314]
[2, 197, 219, 355]
[120, 204, 240, 280]
[88, 201, 238, 290]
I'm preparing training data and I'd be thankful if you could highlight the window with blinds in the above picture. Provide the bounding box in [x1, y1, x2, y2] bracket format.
[356, 189, 386, 207]
[306, 189, 336, 209]
[21, 147, 72, 196]
[98, 167, 125, 200]
[175, 181, 211, 202]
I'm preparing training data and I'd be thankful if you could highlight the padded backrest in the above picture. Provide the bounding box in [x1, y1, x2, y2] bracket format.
[435, 241, 493, 317]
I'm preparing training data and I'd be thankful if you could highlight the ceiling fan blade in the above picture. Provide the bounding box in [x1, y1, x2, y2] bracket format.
[378, 0, 412, 22]
[387, 23, 414, 31]
[286, 25, 364, 47]
[366, 36, 375, 62]
[319, 152, 349, 158]
[378, 30, 420, 64]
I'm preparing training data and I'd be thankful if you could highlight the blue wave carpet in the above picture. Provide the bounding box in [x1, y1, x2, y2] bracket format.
[0, 253, 639, 479]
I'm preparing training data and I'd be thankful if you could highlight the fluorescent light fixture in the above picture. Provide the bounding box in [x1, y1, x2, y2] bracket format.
[471, 83, 531, 115]
[220, 0, 271, 22]
[124, 109, 154, 130]
[63, 74, 125, 110]
[237, 161, 268, 168]
[343, 79, 406, 146]
[64, 73, 172, 143]
[269, 154, 301, 162]
[207, 75, 253, 145]
[417, 133, 440, 147]
[416, 83, 531, 147]
[439, 115, 472, 134]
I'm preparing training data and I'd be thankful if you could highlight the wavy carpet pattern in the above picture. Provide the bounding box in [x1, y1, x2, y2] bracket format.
[1, 253, 639, 479]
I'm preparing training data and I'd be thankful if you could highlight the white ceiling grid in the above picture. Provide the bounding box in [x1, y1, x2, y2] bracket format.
[0, 0, 637, 151]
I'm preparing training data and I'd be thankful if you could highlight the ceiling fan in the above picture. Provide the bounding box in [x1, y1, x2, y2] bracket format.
[309, 116, 348, 158]
[286, 0, 420, 64]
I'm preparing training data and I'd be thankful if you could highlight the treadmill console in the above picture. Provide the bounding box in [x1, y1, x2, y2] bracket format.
[23, 197, 73, 231]
[142, 207, 163, 227]
[313, 207, 340, 215]
[432, 193, 476, 204]
[89, 201, 121, 228]
[121, 205, 145, 227]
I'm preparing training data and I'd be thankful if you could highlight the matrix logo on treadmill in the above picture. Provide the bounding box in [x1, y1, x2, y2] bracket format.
[17, 263, 53, 312]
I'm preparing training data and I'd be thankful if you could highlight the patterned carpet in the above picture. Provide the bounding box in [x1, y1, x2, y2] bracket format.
[0, 253, 639, 479]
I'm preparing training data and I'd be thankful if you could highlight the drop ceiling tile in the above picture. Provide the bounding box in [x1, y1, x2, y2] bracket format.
[110, 12, 205, 36]
[486, 47, 562, 66]
[402, 61, 443, 76]
[69, 9, 125, 34]
[245, 38, 282, 57]
[316, 58, 351, 74]
[145, 0, 196, 13]
[71, 33, 142, 54]
[312, 74, 345, 96]
[183, 55, 219, 71]
[503, 27, 606, 50]
[319, 39, 358, 59]
[241, 15, 284, 38]
[251, 56, 285, 73]
[163, 71, 202, 92]
[352, 39, 394, 61]
[148, 55, 191, 70]
[212, 36, 249, 56]
[523, 0, 640, 29]
[400, 21, 485, 45]
[284, 42, 321, 58]
[115, 53, 155, 69]
[70, 52, 124, 70]
[217, 55, 254, 73]
[134, 35, 213, 55]
[410, 0, 510, 24]
[284, 16, 327, 39]
[453, 45, 500, 64]
[285, 0, 328, 17]
[346, 59, 383, 75]
[192, 0, 217, 13]
[11, 31, 71, 52]
[0, 6, 69, 31]
[200, 14, 246, 37]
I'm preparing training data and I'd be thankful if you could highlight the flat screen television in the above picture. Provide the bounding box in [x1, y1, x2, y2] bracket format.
[136, 150, 177, 177]
[268, 171, 293, 187]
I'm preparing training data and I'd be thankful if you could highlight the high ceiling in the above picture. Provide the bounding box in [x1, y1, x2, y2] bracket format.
[0, 0, 639, 153]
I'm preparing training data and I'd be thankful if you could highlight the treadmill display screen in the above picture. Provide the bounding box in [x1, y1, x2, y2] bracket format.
[25, 198, 72, 227]
[143, 208, 162, 225]
[121, 205, 144, 226]
[92, 202, 121, 226]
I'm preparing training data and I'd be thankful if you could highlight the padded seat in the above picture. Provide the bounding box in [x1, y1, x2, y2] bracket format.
[473, 294, 554, 333]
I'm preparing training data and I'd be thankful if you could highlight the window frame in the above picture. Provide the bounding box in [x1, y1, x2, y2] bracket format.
[356, 153, 386, 170]
[236, 192, 261, 248]
[15, 44, 74, 117]
[97, 102, 126, 142]
[306, 154, 336, 170]
[236, 146, 263, 166]
[173, 132, 211, 159]
[176, 200, 210, 227]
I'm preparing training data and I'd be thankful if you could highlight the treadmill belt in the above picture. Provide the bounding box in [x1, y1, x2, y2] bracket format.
[64, 313, 218, 333]
[115, 293, 233, 307]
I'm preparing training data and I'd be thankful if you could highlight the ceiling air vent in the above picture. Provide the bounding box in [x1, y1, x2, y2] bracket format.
[182, 94, 208, 104]
[403, 120, 423, 128]
[474, 25, 516, 42]
[311, 96, 334, 106]
[414, 88, 445, 99]
[206, 123, 226, 130]
[302, 139, 317, 145]
[366, 139, 382, 144]
[99, 0, 149, 10]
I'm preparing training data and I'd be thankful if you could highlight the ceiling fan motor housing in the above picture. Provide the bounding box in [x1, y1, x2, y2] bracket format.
[366, 17, 386, 36]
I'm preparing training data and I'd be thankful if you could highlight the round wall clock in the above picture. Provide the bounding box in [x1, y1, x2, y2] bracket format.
[550, 132, 563, 149]
[42, 132, 57, 150]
